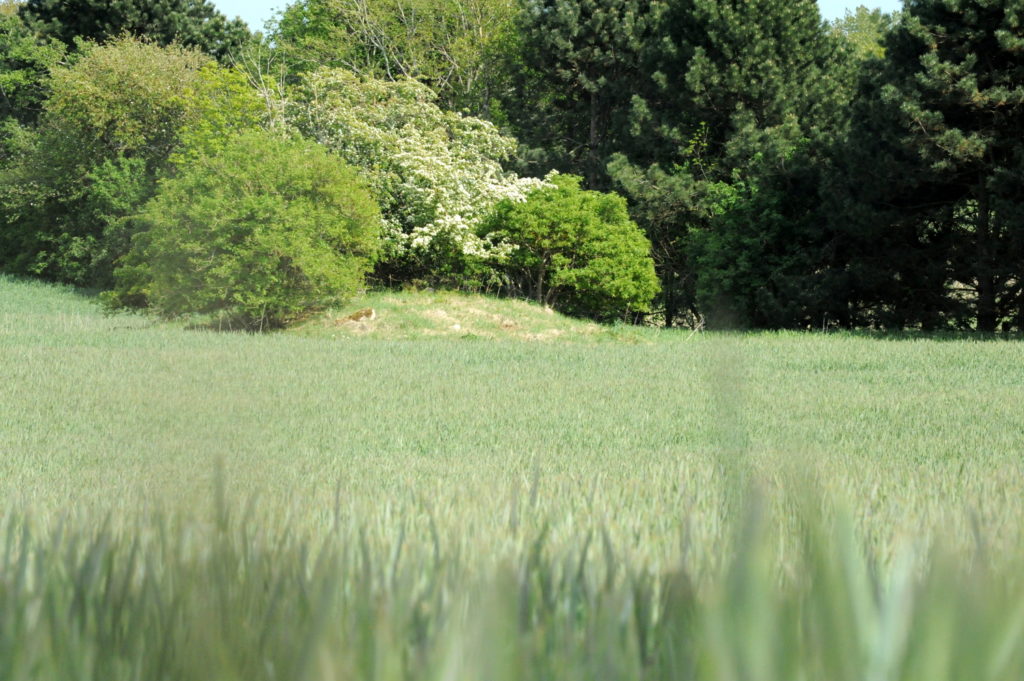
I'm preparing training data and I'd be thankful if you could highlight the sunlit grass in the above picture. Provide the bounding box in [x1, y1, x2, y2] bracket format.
[290, 288, 657, 342]
[3, 274, 1024, 679]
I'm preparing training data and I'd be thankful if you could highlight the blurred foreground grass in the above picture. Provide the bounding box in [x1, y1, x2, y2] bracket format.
[4, 491, 1024, 681]
[3, 275, 1024, 679]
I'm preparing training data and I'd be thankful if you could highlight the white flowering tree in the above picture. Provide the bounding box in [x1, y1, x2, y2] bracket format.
[288, 68, 547, 284]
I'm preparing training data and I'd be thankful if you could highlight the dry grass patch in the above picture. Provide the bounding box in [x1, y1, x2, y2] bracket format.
[292, 289, 653, 342]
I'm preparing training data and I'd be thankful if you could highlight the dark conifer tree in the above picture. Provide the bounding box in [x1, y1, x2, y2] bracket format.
[844, 0, 1024, 332]
[501, 0, 652, 188]
[19, 0, 251, 61]
[610, 0, 855, 327]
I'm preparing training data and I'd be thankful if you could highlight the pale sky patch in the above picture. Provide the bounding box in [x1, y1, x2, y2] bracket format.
[211, 0, 906, 33]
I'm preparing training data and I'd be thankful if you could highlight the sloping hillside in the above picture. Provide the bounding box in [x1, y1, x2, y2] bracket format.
[291, 290, 654, 342]
[0, 275, 653, 341]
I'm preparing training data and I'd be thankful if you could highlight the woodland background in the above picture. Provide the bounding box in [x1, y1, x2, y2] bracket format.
[1, 0, 1021, 332]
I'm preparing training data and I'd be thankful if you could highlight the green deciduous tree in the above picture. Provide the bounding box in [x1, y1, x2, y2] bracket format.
[480, 173, 659, 319]
[289, 68, 545, 287]
[272, 0, 516, 115]
[18, 0, 251, 61]
[117, 131, 380, 330]
[0, 7, 64, 134]
[831, 5, 897, 61]
[0, 37, 263, 286]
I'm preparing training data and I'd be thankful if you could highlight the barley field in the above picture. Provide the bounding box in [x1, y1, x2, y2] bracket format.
[2, 274, 1024, 681]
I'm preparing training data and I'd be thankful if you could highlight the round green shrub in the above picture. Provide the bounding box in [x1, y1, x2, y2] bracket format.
[480, 174, 660, 320]
[121, 130, 380, 329]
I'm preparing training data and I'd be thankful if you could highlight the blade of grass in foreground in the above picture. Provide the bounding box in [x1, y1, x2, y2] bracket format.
[2, 491, 1024, 681]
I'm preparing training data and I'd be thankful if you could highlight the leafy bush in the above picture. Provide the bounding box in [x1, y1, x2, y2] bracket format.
[112, 131, 380, 330]
[290, 69, 545, 285]
[0, 10, 65, 132]
[480, 174, 660, 320]
[0, 37, 263, 287]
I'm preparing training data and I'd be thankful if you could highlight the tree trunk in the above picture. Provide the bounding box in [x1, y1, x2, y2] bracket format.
[587, 89, 599, 187]
[536, 258, 547, 305]
[663, 266, 677, 328]
[976, 186, 997, 333]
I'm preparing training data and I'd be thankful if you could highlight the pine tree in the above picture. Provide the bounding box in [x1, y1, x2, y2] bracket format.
[844, 0, 1024, 331]
[609, 0, 855, 327]
[501, 0, 652, 187]
[19, 0, 251, 61]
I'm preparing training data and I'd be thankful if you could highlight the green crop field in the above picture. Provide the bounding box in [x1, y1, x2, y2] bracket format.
[3, 273, 1024, 681]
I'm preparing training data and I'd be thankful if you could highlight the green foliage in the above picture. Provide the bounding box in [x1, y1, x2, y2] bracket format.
[43, 39, 208, 168]
[831, 5, 896, 60]
[1, 0, 1017, 334]
[290, 68, 543, 287]
[0, 37, 263, 287]
[606, 155, 703, 327]
[481, 173, 659, 319]
[271, 0, 517, 115]
[610, 0, 855, 328]
[503, 0, 857, 327]
[837, 0, 1024, 331]
[173, 61, 267, 164]
[0, 9, 64, 133]
[119, 131, 380, 330]
[500, 0, 650, 185]
[18, 0, 252, 61]
[680, 118, 859, 329]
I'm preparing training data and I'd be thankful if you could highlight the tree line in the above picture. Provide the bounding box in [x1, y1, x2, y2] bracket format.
[1, 0, 1021, 332]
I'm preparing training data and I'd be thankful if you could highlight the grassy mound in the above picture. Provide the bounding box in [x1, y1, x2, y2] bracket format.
[291, 289, 657, 342]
